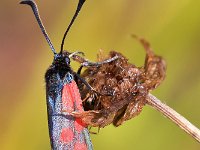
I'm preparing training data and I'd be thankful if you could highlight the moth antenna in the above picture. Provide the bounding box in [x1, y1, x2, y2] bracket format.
[20, 0, 57, 55]
[60, 0, 86, 53]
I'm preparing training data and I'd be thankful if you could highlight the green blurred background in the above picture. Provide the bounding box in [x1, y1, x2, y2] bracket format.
[1, 0, 200, 149]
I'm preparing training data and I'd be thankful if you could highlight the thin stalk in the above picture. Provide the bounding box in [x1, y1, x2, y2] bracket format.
[146, 93, 200, 143]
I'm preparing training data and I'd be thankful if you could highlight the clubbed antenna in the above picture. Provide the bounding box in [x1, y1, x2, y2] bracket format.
[20, 0, 57, 55]
[60, 0, 86, 53]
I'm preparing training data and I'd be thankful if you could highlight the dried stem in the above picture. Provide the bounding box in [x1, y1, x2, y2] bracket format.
[146, 93, 200, 143]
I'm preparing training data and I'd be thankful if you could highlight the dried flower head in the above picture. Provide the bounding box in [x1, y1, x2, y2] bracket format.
[73, 36, 166, 128]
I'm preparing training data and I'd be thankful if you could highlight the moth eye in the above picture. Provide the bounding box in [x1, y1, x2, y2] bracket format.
[65, 57, 70, 65]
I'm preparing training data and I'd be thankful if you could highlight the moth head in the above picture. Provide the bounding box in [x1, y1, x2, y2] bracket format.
[53, 51, 71, 67]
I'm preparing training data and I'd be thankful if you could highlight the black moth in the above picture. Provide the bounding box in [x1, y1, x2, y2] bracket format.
[20, 0, 118, 149]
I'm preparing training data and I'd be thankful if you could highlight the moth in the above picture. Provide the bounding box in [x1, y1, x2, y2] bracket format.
[20, 0, 93, 149]
[20, 0, 119, 149]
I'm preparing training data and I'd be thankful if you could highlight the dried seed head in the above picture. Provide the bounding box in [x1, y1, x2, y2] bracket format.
[76, 38, 166, 128]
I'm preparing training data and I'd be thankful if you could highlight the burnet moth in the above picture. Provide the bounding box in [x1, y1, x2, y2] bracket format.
[19, 0, 93, 149]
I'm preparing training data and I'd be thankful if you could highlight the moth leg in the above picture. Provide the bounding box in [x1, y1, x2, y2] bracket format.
[82, 55, 119, 67]
[71, 110, 115, 128]
[77, 65, 83, 75]
[75, 68, 114, 98]
[69, 51, 84, 58]
[72, 54, 119, 67]
[71, 110, 102, 127]
[132, 35, 166, 90]
[74, 73, 98, 92]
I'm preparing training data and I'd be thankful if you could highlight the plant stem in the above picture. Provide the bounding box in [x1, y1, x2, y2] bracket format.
[146, 93, 200, 143]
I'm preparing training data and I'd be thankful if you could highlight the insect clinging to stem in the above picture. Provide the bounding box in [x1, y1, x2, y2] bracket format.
[20, 0, 118, 149]
[20, 0, 93, 149]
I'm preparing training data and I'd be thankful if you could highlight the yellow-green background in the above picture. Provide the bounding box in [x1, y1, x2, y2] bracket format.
[1, 0, 199, 149]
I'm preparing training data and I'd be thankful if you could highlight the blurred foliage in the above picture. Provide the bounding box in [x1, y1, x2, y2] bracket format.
[0, 0, 199, 149]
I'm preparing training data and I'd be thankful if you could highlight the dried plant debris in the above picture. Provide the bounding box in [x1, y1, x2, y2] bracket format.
[73, 37, 166, 128]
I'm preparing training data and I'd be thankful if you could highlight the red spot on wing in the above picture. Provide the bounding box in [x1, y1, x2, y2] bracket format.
[60, 128, 74, 144]
[69, 81, 87, 133]
[62, 80, 84, 112]
[74, 142, 87, 150]
[70, 81, 84, 111]
[61, 80, 89, 147]
[62, 83, 74, 112]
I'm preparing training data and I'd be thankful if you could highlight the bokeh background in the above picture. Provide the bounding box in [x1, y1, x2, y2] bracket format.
[1, 0, 200, 149]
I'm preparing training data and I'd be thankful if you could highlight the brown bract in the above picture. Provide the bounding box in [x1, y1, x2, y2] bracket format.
[73, 37, 166, 128]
